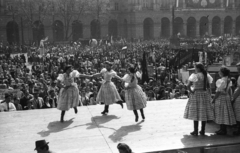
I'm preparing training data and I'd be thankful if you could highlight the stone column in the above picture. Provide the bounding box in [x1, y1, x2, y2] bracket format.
[183, 21, 187, 36]
[232, 20, 236, 36]
[196, 21, 200, 37]
[208, 21, 212, 36]
[135, 22, 142, 38]
[170, 21, 173, 37]
[221, 20, 224, 35]
[154, 22, 161, 39]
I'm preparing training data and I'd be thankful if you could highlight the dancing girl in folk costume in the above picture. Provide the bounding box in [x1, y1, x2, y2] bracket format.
[119, 67, 147, 122]
[232, 63, 240, 135]
[184, 63, 214, 136]
[57, 65, 92, 122]
[212, 67, 236, 135]
[93, 61, 123, 115]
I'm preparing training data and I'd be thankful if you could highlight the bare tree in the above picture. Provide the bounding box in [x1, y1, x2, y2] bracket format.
[18, 0, 51, 45]
[87, 0, 111, 39]
[55, 0, 90, 41]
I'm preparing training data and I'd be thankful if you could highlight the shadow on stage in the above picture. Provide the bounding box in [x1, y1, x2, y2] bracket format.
[108, 120, 144, 142]
[37, 114, 144, 141]
[37, 118, 84, 137]
[37, 115, 121, 137]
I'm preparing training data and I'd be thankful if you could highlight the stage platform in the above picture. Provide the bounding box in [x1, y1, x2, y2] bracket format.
[0, 99, 240, 153]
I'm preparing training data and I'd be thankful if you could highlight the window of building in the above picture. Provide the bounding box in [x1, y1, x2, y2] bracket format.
[115, 2, 119, 11]
[7, 4, 13, 11]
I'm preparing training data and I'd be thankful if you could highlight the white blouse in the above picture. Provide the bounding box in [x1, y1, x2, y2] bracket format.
[216, 77, 232, 92]
[188, 73, 213, 83]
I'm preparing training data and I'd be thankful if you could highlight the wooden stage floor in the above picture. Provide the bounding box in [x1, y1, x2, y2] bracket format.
[1, 99, 240, 153]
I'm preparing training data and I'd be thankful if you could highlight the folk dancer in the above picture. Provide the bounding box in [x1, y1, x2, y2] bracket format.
[57, 65, 92, 122]
[93, 61, 123, 115]
[212, 67, 236, 135]
[184, 63, 214, 136]
[120, 67, 147, 122]
[232, 62, 240, 135]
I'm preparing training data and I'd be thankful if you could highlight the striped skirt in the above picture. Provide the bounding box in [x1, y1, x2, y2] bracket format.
[57, 83, 79, 111]
[125, 85, 147, 110]
[96, 81, 122, 105]
[214, 94, 236, 125]
[184, 90, 214, 121]
[234, 96, 240, 122]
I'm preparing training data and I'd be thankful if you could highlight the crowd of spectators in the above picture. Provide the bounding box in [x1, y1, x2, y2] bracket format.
[0, 37, 239, 112]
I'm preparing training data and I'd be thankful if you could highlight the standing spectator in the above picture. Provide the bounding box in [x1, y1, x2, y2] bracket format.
[212, 67, 236, 135]
[184, 63, 214, 136]
[83, 58, 92, 70]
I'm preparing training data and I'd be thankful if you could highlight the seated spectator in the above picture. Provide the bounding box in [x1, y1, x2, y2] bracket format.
[29, 91, 44, 109]
[13, 97, 22, 111]
[0, 93, 16, 112]
[20, 89, 33, 110]
[47, 90, 57, 108]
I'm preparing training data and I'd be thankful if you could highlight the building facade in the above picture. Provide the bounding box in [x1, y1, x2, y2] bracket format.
[0, 0, 240, 45]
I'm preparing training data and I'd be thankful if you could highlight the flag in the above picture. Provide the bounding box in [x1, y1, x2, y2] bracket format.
[141, 52, 149, 84]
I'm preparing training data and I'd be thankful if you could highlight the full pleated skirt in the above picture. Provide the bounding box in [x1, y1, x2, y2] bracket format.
[184, 90, 214, 121]
[214, 94, 236, 125]
[234, 96, 240, 122]
[96, 82, 122, 105]
[57, 83, 79, 111]
[125, 85, 147, 110]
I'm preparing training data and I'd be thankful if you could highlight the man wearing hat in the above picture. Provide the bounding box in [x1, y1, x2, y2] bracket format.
[34, 140, 54, 153]
[232, 62, 240, 135]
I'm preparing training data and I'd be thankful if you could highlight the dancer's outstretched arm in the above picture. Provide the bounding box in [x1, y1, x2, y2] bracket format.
[78, 74, 93, 78]
[92, 73, 102, 78]
[114, 74, 124, 82]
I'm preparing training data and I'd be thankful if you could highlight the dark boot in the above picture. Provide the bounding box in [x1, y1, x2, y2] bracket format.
[101, 105, 109, 115]
[216, 124, 227, 135]
[199, 121, 206, 135]
[74, 107, 78, 114]
[60, 111, 65, 122]
[190, 121, 199, 136]
[133, 110, 139, 122]
[140, 109, 145, 120]
[233, 121, 240, 136]
[116, 101, 123, 109]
